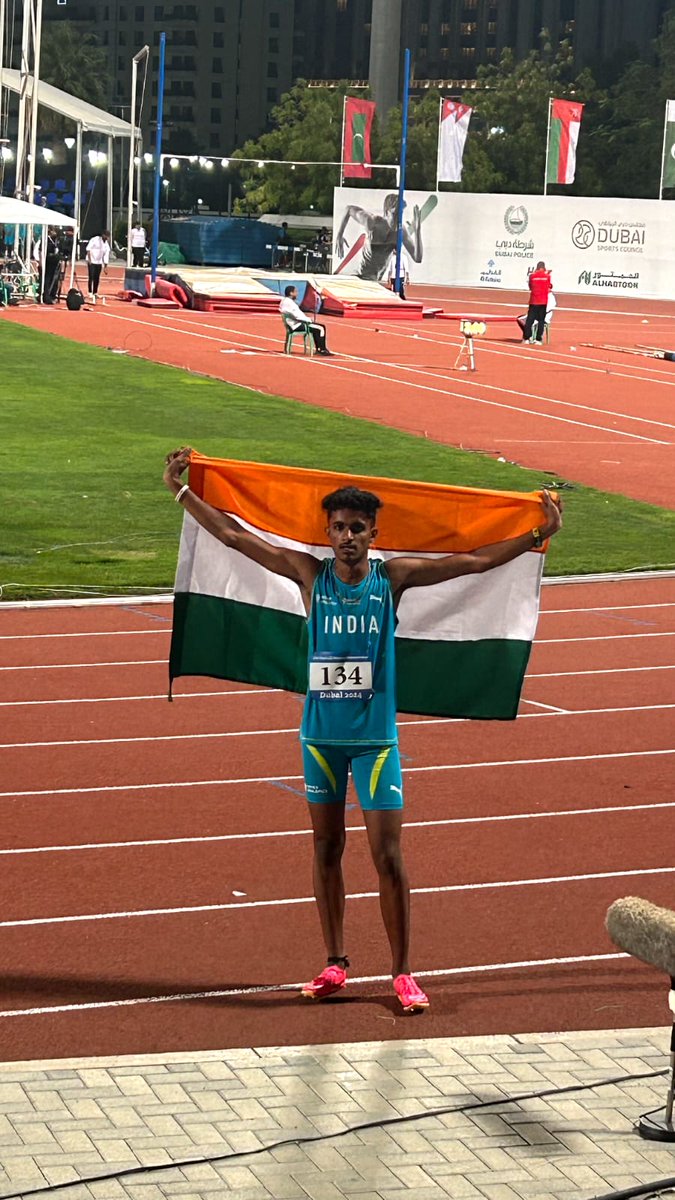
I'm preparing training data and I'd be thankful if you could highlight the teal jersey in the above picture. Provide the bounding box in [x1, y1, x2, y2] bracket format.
[300, 558, 398, 747]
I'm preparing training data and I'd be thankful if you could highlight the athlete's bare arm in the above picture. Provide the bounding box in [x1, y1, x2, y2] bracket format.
[401, 205, 423, 262]
[164, 448, 321, 608]
[385, 492, 562, 602]
[335, 205, 375, 257]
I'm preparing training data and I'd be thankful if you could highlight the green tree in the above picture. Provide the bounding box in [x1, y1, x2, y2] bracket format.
[456, 38, 601, 196]
[39, 22, 110, 133]
[232, 81, 395, 215]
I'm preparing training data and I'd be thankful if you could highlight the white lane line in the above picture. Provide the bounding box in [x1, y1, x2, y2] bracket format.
[0, 630, 170, 641]
[1, 748, 673, 799]
[2, 704, 673, 751]
[1, 630, 672, 673]
[0, 659, 166, 671]
[538, 632, 675, 643]
[541, 603, 675, 614]
[356, 314, 675, 390]
[0, 688, 282, 706]
[102, 310, 669, 444]
[2, 866, 674, 928]
[362, 320, 675, 396]
[4, 797, 675, 857]
[0, 664, 673, 707]
[528, 665, 675, 678]
[0, 952, 628, 1018]
[520, 699, 569, 713]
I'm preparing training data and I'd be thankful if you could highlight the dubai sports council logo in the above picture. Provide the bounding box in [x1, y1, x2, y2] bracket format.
[571, 219, 596, 249]
[504, 205, 528, 234]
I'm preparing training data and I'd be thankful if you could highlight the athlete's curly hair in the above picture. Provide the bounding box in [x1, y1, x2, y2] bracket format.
[321, 486, 383, 523]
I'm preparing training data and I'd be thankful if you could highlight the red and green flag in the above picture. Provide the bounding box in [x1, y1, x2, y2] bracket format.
[546, 98, 584, 186]
[342, 97, 376, 179]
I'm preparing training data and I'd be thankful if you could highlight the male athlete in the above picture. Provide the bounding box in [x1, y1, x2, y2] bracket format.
[335, 193, 423, 282]
[164, 449, 562, 1012]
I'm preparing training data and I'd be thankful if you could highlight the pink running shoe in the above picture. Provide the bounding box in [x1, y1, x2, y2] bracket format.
[301, 964, 347, 1000]
[394, 973, 429, 1013]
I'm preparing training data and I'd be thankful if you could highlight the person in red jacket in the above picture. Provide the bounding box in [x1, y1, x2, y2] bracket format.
[523, 262, 552, 345]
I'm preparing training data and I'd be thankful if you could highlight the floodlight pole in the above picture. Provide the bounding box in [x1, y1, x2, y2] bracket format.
[150, 31, 166, 289]
[127, 44, 149, 268]
[26, 0, 43, 204]
[394, 48, 411, 297]
[68, 119, 82, 288]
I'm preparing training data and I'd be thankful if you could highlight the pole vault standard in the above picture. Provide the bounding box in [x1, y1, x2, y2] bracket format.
[393, 47, 411, 297]
[127, 45, 149, 268]
[150, 31, 166, 291]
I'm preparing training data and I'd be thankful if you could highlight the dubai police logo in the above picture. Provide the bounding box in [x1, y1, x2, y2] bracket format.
[503, 205, 528, 234]
[571, 219, 596, 249]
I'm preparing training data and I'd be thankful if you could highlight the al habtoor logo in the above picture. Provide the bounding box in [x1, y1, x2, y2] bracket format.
[503, 205, 528, 234]
[572, 219, 596, 249]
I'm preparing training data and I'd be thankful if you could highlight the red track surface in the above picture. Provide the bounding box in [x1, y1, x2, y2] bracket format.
[5, 279, 675, 507]
[1, 576, 674, 1062]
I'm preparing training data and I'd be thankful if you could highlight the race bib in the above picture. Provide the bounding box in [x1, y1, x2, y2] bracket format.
[308, 656, 373, 700]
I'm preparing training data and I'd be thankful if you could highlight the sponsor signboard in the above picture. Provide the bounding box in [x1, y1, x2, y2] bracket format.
[333, 188, 673, 299]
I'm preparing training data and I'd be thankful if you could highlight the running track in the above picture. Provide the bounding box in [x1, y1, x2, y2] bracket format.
[1, 574, 674, 1062]
[6, 283, 675, 507]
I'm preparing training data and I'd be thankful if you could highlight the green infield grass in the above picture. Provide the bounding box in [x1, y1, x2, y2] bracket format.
[3, 323, 673, 599]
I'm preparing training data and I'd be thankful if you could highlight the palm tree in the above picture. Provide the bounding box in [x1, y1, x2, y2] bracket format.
[39, 22, 110, 133]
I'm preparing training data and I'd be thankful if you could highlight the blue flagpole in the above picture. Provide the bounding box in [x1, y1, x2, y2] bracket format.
[150, 31, 166, 290]
[394, 47, 411, 296]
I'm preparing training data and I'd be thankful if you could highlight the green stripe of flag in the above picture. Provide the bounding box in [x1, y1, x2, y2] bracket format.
[170, 593, 532, 721]
[546, 118, 563, 184]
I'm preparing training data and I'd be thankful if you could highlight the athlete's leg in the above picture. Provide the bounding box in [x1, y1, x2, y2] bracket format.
[302, 745, 349, 960]
[351, 746, 409, 976]
[308, 799, 347, 959]
[364, 807, 410, 975]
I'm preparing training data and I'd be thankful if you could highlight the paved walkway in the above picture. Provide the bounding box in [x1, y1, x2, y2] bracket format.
[1, 1028, 673, 1200]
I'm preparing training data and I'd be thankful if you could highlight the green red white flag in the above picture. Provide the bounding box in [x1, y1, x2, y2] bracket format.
[437, 99, 472, 183]
[169, 455, 550, 720]
[342, 97, 376, 179]
[546, 98, 584, 185]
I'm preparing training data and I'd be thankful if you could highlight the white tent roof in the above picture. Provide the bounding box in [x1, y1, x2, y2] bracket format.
[0, 195, 77, 226]
[1, 70, 138, 138]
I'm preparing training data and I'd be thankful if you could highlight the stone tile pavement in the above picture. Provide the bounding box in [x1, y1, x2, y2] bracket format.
[0, 1028, 674, 1200]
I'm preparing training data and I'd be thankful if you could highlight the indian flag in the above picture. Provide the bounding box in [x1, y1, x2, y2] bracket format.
[546, 98, 584, 186]
[169, 455, 549, 720]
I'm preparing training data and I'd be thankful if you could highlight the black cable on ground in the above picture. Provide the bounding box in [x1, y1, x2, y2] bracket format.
[593, 1179, 675, 1200]
[0, 1066, 667, 1200]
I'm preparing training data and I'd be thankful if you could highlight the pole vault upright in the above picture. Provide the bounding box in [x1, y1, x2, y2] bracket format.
[393, 47, 411, 297]
[127, 44, 149, 268]
[150, 32, 166, 290]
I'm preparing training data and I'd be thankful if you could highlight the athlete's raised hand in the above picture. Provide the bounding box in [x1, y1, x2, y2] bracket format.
[163, 446, 192, 493]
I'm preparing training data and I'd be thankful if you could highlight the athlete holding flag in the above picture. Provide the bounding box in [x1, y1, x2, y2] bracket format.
[164, 449, 563, 1011]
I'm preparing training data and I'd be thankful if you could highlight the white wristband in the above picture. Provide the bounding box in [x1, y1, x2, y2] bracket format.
[175, 483, 190, 504]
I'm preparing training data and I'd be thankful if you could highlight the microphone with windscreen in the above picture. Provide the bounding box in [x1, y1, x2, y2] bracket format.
[606, 896, 675, 1142]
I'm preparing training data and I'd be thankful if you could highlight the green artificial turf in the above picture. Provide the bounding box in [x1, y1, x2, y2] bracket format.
[2, 323, 673, 599]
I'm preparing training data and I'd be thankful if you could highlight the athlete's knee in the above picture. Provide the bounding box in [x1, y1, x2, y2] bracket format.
[371, 837, 405, 881]
[313, 830, 346, 870]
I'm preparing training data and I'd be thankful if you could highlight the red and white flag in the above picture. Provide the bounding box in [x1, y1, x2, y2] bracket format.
[437, 100, 472, 183]
[546, 98, 584, 185]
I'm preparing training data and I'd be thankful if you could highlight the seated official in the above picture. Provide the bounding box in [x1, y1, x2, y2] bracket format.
[279, 285, 333, 356]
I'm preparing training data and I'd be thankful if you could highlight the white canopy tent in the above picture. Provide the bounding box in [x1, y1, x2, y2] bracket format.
[0, 194, 77, 225]
[1, 68, 140, 242]
[1, 193, 78, 300]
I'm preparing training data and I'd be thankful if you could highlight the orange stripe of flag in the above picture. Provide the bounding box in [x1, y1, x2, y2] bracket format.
[188, 453, 549, 553]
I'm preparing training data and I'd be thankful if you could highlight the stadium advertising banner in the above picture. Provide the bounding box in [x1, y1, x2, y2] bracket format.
[333, 188, 674, 299]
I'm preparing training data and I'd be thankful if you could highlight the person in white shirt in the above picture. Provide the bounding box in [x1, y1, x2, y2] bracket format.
[85, 230, 110, 304]
[279, 285, 333, 356]
[386, 246, 411, 300]
[130, 221, 147, 268]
